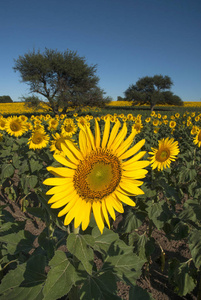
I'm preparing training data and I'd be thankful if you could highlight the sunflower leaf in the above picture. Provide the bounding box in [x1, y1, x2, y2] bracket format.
[43, 250, 76, 300]
[67, 233, 94, 275]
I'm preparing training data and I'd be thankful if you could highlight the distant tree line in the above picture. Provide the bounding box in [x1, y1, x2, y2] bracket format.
[0, 95, 13, 103]
[120, 75, 183, 111]
[13, 48, 183, 113]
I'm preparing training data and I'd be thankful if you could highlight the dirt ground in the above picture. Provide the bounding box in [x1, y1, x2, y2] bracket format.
[0, 192, 198, 300]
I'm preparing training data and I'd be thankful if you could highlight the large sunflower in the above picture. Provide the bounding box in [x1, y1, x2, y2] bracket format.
[193, 128, 201, 147]
[5, 116, 27, 137]
[43, 118, 149, 233]
[149, 137, 179, 171]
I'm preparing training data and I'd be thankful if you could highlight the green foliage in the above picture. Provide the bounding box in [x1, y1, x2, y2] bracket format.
[0, 96, 13, 103]
[124, 74, 183, 110]
[13, 48, 110, 114]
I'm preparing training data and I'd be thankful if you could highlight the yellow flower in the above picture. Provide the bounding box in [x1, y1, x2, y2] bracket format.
[50, 133, 74, 155]
[191, 126, 199, 135]
[169, 121, 176, 129]
[153, 119, 159, 126]
[44, 119, 149, 233]
[48, 118, 59, 131]
[5, 116, 27, 137]
[175, 113, 180, 119]
[150, 111, 155, 117]
[28, 129, 49, 150]
[132, 121, 143, 133]
[61, 119, 77, 136]
[145, 117, 151, 123]
[193, 129, 201, 147]
[195, 116, 200, 122]
[127, 114, 133, 121]
[157, 113, 161, 119]
[0, 117, 6, 130]
[76, 117, 90, 128]
[149, 137, 179, 171]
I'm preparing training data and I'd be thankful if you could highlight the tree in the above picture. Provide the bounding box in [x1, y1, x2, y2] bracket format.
[0, 95, 13, 103]
[13, 48, 110, 114]
[124, 75, 183, 111]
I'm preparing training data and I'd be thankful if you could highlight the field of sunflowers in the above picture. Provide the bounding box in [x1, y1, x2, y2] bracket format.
[0, 101, 201, 300]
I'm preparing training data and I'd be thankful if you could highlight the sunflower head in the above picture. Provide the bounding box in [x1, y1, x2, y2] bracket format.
[149, 137, 180, 171]
[194, 129, 201, 147]
[5, 116, 27, 137]
[28, 129, 49, 150]
[44, 118, 150, 233]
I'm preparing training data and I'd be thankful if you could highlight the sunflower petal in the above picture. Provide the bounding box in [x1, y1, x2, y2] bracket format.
[101, 117, 110, 148]
[92, 201, 104, 233]
[119, 139, 145, 160]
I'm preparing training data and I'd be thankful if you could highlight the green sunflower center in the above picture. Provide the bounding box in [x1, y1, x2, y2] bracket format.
[32, 133, 43, 144]
[73, 149, 121, 201]
[156, 148, 170, 162]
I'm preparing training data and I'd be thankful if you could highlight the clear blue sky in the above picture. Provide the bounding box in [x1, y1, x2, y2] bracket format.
[0, 0, 201, 102]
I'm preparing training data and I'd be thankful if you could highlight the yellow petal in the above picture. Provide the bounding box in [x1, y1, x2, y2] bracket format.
[111, 122, 127, 152]
[47, 166, 75, 178]
[119, 139, 145, 160]
[119, 180, 145, 195]
[110, 196, 124, 213]
[105, 196, 116, 220]
[122, 160, 150, 171]
[92, 201, 104, 234]
[95, 118, 101, 148]
[81, 201, 92, 231]
[101, 117, 110, 148]
[101, 199, 110, 228]
[65, 140, 83, 160]
[74, 200, 86, 229]
[43, 177, 72, 186]
[61, 143, 79, 165]
[46, 181, 73, 195]
[86, 125, 96, 150]
[122, 151, 146, 166]
[122, 169, 148, 179]
[115, 189, 136, 206]
[79, 129, 88, 157]
[115, 129, 137, 157]
[54, 154, 77, 169]
[107, 120, 121, 149]
[48, 185, 75, 204]
[58, 192, 78, 217]
[63, 197, 82, 225]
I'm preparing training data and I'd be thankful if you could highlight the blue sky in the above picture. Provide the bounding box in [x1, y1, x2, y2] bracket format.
[0, 0, 201, 102]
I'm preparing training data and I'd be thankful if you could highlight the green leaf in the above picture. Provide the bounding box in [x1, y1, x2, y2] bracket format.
[12, 153, 20, 169]
[0, 255, 46, 300]
[43, 250, 76, 300]
[0, 228, 35, 255]
[129, 232, 155, 260]
[102, 241, 145, 285]
[168, 258, 196, 296]
[79, 271, 121, 300]
[67, 233, 94, 274]
[129, 285, 154, 300]
[92, 227, 119, 255]
[119, 208, 143, 233]
[1, 164, 15, 181]
[189, 229, 201, 268]
[29, 158, 43, 173]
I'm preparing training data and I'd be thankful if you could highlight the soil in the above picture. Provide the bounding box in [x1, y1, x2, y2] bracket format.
[0, 192, 198, 300]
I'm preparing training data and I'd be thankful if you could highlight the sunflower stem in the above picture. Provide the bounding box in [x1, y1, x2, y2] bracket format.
[73, 225, 80, 235]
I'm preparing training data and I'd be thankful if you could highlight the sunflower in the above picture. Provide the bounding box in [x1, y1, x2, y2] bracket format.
[149, 137, 179, 171]
[61, 119, 77, 136]
[28, 129, 49, 150]
[193, 129, 201, 147]
[153, 119, 159, 126]
[132, 121, 143, 134]
[48, 118, 59, 131]
[145, 117, 151, 123]
[50, 133, 75, 155]
[43, 118, 150, 233]
[169, 121, 176, 129]
[5, 116, 27, 137]
[0, 117, 6, 130]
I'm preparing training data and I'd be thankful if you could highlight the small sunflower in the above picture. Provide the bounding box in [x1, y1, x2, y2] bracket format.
[48, 118, 59, 131]
[50, 133, 75, 155]
[169, 121, 176, 129]
[132, 121, 143, 134]
[44, 118, 150, 233]
[0, 117, 6, 130]
[193, 129, 201, 147]
[5, 116, 27, 137]
[61, 119, 77, 136]
[145, 117, 151, 123]
[28, 129, 49, 150]
[149, 137, 180, 171]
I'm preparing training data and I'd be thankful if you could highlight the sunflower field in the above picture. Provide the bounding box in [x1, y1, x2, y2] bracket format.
[0, 104, 201, 300]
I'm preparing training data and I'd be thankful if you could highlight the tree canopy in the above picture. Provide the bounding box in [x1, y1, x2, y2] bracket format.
[13, 48, 111, 114]
[124, 75, 183, 111]
[0, 95, 13, 103]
